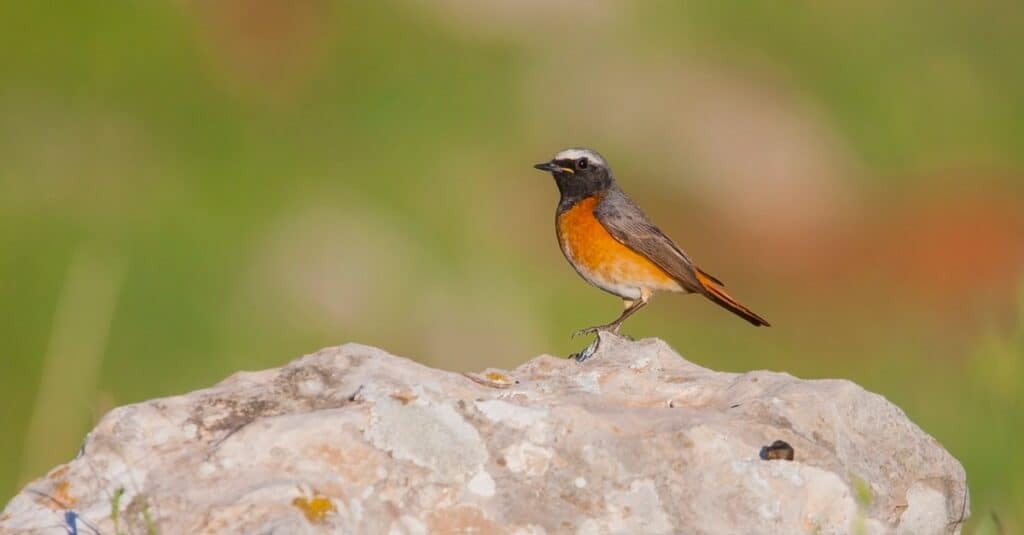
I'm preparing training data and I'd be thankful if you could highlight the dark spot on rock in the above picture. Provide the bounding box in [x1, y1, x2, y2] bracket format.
[759, 440, 794, 461]
[186, 396, 284, 444]
[276, 364, 342, 399]
[218, 399, 277, 432]
[496, 457, 506, 467]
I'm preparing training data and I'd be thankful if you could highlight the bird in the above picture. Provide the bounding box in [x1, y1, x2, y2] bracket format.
[533, 147, 769, 339]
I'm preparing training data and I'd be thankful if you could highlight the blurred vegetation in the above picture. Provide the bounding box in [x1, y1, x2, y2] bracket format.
[1, 1, 1022, 530]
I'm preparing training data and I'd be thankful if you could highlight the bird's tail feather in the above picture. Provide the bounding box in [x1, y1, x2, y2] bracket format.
[694, 268, 770, 327]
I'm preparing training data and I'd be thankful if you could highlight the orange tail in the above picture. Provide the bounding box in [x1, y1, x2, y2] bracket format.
[694, 269, 771, 327]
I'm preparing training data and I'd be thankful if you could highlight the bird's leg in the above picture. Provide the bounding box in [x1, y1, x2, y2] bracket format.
[572, 289, 651, 339]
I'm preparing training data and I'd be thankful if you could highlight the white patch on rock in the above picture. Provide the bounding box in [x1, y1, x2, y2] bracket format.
[502, 442, 553, 477]
[366, 396, 486, 479]
[198, 461, 216, 476]
[389, 515, 427, 535]
[525, 420, 551, 445]
[629, 355, 652, 371]
[475, 399, 547, 429]
[757, 499, 781, 520]
[297, 377, 324, 396]
[766, 461, 805, 487]
[898, 483, 951, 535]
[576, 518, 603, 535]
[468, 470, 496, 497]
[606, 479, 673, 534]
[574, 371, 602, 393]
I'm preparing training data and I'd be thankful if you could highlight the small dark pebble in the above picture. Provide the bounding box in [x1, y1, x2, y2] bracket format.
[759, 440, 795, 461]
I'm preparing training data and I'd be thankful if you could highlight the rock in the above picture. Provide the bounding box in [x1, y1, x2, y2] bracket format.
[1, 334, 969, 534]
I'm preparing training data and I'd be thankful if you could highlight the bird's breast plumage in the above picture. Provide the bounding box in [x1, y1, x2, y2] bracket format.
[556, 195, 682, 299]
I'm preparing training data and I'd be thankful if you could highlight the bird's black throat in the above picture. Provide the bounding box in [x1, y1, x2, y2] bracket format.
[554, 167, 613, 213]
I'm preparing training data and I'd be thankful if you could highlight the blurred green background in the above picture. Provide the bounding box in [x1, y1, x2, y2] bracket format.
[2, 1, 1022, 531]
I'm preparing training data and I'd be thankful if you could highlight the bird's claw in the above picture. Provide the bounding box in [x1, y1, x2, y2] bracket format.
[570, 326, 599, 340]
[570, 324, 620, 340]
[569, 323, 624, 362]
[571, 338, 601, 363]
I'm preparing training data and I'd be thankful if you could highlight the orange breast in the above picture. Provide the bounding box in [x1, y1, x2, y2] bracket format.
[557, 196, 680, 298]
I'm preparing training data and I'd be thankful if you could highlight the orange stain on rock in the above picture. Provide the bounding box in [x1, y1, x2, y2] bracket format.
[427, 505, 506, 534]
[311, 442, 381, 486]
[292, 495, 335, 524]
[35, 480, 77, 509]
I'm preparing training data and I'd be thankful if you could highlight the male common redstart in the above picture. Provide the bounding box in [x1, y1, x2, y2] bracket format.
[534, 148, 769, 338]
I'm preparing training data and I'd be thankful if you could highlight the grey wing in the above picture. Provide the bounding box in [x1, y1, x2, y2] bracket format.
[594, 188, 704, 292]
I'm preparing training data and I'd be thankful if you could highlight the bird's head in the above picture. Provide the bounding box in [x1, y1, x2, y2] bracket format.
[533, 148, 613, 198]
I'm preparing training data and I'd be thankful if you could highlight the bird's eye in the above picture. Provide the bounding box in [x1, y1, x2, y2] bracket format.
[576, 158, 589, 170]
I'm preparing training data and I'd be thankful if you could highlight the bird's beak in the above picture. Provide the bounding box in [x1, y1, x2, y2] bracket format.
[533, 161, 573, 174]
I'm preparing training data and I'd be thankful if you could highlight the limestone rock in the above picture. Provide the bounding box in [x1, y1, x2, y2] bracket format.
[1, 334, 969, 534]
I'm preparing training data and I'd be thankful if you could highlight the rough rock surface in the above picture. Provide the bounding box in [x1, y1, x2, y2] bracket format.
[2, 334, 968, 534]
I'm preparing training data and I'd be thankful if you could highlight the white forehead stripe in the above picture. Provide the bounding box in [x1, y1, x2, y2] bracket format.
[552, 148, 605, 166]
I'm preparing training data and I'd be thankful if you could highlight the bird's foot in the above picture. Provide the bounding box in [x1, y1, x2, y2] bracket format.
[570, 323, 620, 340]
[570, 337, 601, 363]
